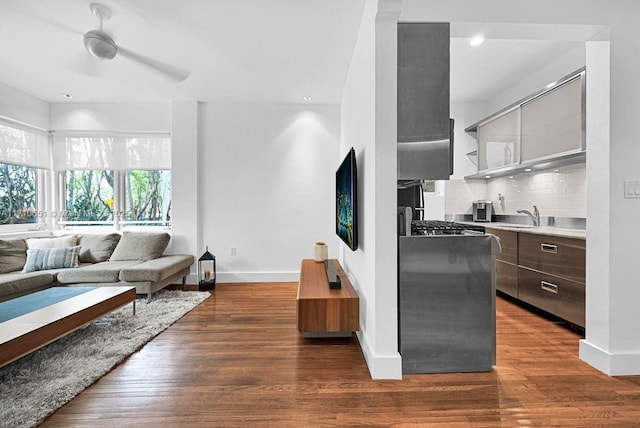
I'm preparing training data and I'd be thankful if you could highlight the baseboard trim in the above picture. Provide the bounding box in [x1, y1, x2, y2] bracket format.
[216, 271, 300, 283]
[356, 330, 402, 380]
[180, 271, 299, 286]
[580, 339, 640, 375]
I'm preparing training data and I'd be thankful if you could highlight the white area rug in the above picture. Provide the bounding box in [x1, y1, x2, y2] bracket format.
[0, 289, 209, 428]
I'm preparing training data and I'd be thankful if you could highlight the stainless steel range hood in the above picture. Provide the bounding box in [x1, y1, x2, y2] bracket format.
[397, 23, 452, 182]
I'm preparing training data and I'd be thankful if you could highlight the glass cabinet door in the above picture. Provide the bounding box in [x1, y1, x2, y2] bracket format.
[520, 75, 584, 162]
[477, 107, 521, 171]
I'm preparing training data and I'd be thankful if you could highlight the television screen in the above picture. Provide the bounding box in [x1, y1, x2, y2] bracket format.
[336, 148, 358, 251]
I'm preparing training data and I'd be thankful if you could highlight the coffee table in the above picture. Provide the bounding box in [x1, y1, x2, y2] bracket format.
[0, 286, 136, 368]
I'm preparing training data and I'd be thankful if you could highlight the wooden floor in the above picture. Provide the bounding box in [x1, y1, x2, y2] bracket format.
[41, 283, 640, 427]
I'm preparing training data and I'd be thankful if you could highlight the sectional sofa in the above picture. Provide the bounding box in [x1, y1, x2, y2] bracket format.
[0, 231, 194, 303]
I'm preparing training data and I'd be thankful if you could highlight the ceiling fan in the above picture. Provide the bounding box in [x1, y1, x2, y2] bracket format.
[82, 3, 189, 81]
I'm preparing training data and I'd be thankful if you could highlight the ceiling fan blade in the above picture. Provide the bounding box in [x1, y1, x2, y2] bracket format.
[118, 47, 190, 82]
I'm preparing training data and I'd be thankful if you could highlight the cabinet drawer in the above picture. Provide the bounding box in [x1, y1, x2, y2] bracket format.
[518, 233, 585, 283]
[517, 267, 585, 327]
[495, 260, 517, 298]
[486, 228, 517, 264]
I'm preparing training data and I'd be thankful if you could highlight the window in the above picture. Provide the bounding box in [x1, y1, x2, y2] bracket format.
[64, 170, 114, 225]
[0, 122, 49, 229]
[0, 162, 37, 225]
[125, 170, 171, 226]
[54, 135, 171, 229]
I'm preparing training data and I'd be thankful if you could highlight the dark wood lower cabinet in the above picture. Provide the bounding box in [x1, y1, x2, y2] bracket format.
[495, 260, 518, 298]
[517, 266, 585, 328]
[489, 228, 585, 329]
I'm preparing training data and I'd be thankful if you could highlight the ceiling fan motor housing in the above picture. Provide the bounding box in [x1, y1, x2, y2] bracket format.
[84, 29, 118, 60]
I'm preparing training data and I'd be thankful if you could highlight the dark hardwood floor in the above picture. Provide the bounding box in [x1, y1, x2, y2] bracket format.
[42, 283, 640, 427]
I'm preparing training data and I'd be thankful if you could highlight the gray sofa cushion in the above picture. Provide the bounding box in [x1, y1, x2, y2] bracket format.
[109, 231, 170, 261]
[0, 238, 27, 273]
[22, 246, 81, 273]
[0, 271, 54, 300]
[119, 255, 195, 283]
[26, 234, 78, 249]
[78, 233, 121, 263]
[56, 260, 141, 283]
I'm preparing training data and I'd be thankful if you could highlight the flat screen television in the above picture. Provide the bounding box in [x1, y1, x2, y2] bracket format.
[336, 147, 358, 251]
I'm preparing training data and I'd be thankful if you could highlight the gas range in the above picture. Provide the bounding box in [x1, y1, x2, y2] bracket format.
[411, 220, 486, 236]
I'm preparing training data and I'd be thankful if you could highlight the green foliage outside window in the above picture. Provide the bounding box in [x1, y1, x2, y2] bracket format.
[65, 170, 114, 222]
[126, 170, 171, 224]
[0, 163, 37, 225]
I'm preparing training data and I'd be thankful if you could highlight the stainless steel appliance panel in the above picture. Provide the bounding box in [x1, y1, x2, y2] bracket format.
[398, 234, 496, 373]
[397, 22, 451, 180]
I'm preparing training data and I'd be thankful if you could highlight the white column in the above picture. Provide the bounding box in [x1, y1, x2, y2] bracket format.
[170, 101, 199, 282]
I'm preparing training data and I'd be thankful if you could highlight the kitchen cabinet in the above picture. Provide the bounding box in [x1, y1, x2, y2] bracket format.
[487, 227, 586, 328]
[486, 228, 518, 298]
[464, 68, 585, 180]
[477, 107, 521, 171]
[517, 233, 585, 328]
[521, 76, 584, 162]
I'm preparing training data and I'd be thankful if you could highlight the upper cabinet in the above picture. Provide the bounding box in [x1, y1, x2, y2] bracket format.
[465, 68, 585, 179]
[477, 107, 521, 171]
[520, 76, 584, 162]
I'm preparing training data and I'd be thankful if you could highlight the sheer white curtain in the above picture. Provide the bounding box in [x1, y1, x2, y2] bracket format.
[0, 122, 49, 168]
[53, 134, 171, 170]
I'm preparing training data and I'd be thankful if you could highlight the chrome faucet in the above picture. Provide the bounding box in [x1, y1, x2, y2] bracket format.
[517, 205, 540, 226]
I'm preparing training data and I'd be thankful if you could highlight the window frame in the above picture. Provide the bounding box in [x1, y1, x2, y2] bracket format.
[58, 169, 172, 231]
[0, 118, 50, 233]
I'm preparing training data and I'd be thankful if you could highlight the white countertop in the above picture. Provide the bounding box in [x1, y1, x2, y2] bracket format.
[461, 221, 586, 240]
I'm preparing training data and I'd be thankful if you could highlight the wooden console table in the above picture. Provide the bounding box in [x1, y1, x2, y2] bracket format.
[297, 259, 359, 337]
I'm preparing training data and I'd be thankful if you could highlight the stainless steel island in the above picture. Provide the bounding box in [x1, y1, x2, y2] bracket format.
[398, 233, 500, 374]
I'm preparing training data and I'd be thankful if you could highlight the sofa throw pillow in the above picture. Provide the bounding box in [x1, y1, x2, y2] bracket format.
[0, 238, 27, 273]
[22, 246, 81, 273]
[26, 234, 78, 249]
[109, 231, 170, 261]
[78, 233, 121, 263]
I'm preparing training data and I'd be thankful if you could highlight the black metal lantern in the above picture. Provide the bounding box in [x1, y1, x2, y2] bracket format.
[198, 246, 216, 291]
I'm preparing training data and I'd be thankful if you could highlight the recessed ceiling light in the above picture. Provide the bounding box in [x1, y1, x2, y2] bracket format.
[524, 168, 532, 172]
[62, 93, 73, 99]
[485, 175, 491, 179]
[508, 176, 515, 179]
[470, 36, 485, 47]
[303, 96, 312, 101]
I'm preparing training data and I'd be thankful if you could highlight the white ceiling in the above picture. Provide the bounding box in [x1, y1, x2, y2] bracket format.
[0, 1, 590, 106]
[0, 0, 366, 104]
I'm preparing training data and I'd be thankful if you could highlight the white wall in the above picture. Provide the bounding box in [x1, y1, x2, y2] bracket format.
[445, 39, 588, 219]
[400, 0, 640, 376]
[199, 103, 340, 282]
[340, 0, 402, 379]
[49, 102, 194, 259]
[49, 100, 341, 285]
[50, 103, 170, 132]
[0, 82, 49, 129]
[487, 44, 586, 114]
[487, 163, 586, 217]
[171, 101, 199, 269]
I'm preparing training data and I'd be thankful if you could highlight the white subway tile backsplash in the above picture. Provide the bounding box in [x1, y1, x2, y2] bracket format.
[445, 163, 586, 218]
